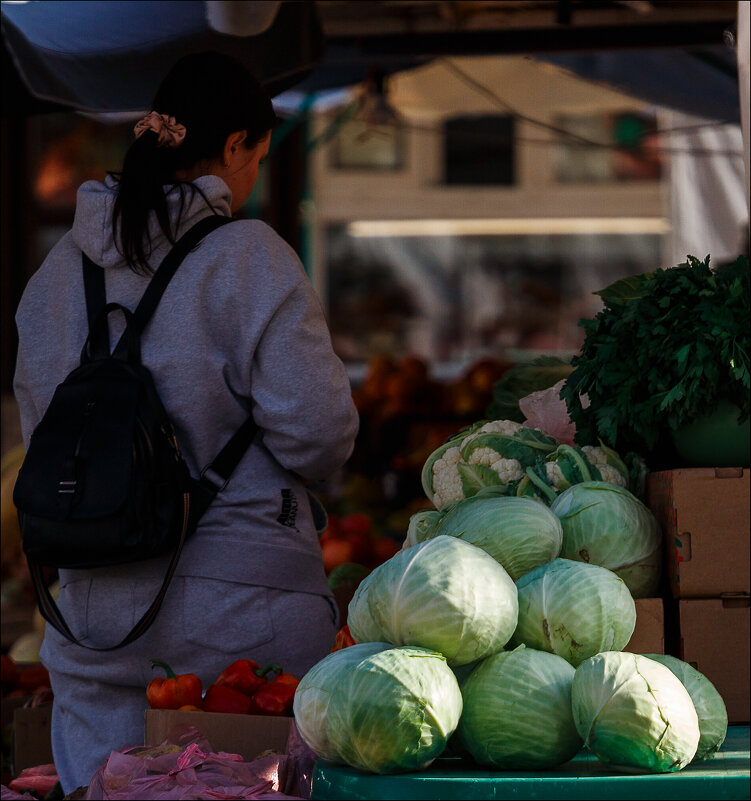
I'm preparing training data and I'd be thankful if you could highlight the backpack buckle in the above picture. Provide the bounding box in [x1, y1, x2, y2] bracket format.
[199, 465, 229, 493]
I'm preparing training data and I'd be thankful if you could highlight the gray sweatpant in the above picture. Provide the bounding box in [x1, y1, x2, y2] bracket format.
[40, 567, 338, 795]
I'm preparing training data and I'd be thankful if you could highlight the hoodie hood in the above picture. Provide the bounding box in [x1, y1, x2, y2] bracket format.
[72, 174, 233, 269]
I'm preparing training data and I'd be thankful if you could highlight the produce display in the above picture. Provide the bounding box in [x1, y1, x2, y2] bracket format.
[293, 409, 729, 779]
[145, 658, 300, 716]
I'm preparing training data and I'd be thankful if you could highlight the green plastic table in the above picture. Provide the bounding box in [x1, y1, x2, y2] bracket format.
[311, 725, 750, 800]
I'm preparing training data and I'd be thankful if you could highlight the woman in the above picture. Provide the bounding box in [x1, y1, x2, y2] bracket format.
[13, 51, 359, 794]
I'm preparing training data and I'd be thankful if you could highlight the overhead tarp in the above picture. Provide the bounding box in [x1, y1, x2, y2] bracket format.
[1, 0, 324, 115]
[2, 1, 742, 126]
[537, 46, 740, 124]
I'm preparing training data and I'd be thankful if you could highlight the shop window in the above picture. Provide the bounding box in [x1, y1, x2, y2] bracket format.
[325, 224, 663, 368]
[554, 111, 662, 183]
[443, 114, 515, 186]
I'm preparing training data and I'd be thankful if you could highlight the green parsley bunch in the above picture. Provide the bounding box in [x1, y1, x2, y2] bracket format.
[561, 254, 750, 458]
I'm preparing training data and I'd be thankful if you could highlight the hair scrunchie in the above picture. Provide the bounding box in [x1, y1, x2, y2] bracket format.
[133, 111, 186, 148]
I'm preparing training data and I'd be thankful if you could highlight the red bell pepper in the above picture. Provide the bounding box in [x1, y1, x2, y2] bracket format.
[203, 683, 254, 714]
[215, 659, 274, 698]
[249, 682, 295, 716]
[248, 666, 300, 716]
[146, 660, 203, 710]
[331, 625, 356, 652]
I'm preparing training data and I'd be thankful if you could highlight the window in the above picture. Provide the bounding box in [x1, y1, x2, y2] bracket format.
[444, 115, 515, 186]
[325, 224, 663, 366]
[554, 111, 662, 183]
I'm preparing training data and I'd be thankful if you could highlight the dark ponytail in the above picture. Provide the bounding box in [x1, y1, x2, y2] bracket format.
[111, 51, 278, 274]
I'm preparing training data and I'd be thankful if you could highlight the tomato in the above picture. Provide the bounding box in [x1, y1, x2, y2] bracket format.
[371, 537, 400, 566]
[321, 538, 355, 573]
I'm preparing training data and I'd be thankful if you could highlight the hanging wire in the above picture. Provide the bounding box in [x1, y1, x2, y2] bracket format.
[280, 59, 743, 160]
[437, 57, 743, 158]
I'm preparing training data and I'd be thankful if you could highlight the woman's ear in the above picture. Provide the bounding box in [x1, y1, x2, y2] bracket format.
[222, 130, 248, 167]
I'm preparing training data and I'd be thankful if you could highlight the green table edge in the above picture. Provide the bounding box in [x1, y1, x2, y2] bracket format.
[311, 725, 750, 800]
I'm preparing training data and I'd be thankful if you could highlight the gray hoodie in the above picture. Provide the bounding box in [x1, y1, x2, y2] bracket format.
[14, 174, 359, 597]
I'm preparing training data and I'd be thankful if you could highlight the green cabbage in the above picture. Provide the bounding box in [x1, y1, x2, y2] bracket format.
[431, 494, 562, 580]
[404, 508, 445, 548]
[325, 645, 463, 773]
[348, 535, 518, 666]
[644, 654, 728, 759]
[293, 642, 391, 762]
[511, 558, 636, 667]
[456, 645, 582, 769]
[572, 651, 700, 773]
[550, 481, 662, 598]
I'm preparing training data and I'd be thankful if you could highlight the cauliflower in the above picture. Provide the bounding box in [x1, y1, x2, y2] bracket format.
[582, 446, 628, 488]
[431, 446, 465, 509]
[595, 463, 628, 488]
[426, 419, 548, 510]
[466, 447, 504, 468]
[545, 461, 569, 490]
[465, 446, 524, 484]
[490, 458, 525, 484]
[545, 445, 628, 491]
[460, 419, 523, 449]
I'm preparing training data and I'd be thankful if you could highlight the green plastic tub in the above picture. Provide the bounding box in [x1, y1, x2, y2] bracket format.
[312, 725, 750, 800]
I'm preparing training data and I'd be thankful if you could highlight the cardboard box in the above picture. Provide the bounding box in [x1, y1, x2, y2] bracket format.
[13, 704, 53, 774]
[624, 597, 664, 654]
[144, 710, 292, 761]
[679, 596, 750, 724]
[646, 467, 750, 598]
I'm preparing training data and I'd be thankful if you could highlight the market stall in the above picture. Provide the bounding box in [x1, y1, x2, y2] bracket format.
[2, 2, 750, 800]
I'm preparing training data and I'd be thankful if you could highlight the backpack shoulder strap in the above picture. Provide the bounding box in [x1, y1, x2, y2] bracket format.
[112, 214, 236, 359]
[82, 254, 110, 360]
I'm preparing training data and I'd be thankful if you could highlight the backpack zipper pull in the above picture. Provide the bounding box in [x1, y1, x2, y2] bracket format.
[58, 400, 96, 517]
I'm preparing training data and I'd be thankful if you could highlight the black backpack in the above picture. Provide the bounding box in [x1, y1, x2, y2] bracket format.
[13, 214, 258, 650]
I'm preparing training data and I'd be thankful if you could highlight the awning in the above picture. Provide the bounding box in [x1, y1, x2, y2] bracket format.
[1, 0, 324, 116]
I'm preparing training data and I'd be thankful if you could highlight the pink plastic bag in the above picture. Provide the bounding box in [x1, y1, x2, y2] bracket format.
[83, 723, 315, 800]
[6, 764, 58, 798]
[519, 379, 589, 446]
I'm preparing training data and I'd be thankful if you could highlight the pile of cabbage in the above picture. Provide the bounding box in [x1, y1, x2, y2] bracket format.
[293, 418, 727, 777]
[415, 419, 662, 598]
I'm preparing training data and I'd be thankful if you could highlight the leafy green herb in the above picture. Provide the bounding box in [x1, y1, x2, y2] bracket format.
[561, 255, 750, 456]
